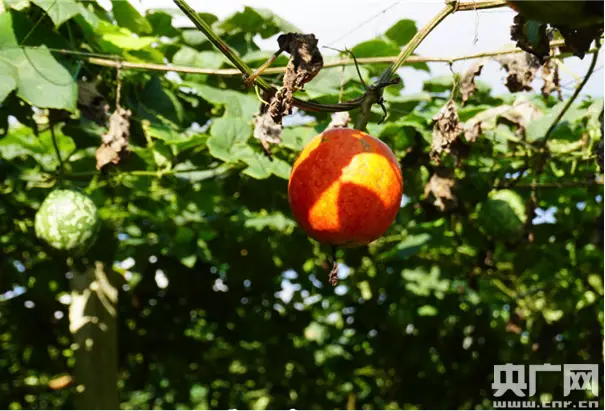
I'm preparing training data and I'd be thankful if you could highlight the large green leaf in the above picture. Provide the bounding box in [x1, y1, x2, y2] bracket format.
[172, 46, 224, 69]
[351, 39, 400, 57]
[183, 83, 259, 118]
[0, 125, 75, 167]
[207, 116, 251, 162]
[220, 6, 300, 39]
[111, 0, 152, 34]
[385, 19, 417, 46]
[0, 59, 17, 103]
[0, 47, 77, 111]
[31, 0, 81, 27]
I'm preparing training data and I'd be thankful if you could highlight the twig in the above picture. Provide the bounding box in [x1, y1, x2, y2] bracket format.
[58, 164, 234, 179]
[497, 179, 604, 189]
[114, 63, 122, 109]
[541, 41, 601, 146]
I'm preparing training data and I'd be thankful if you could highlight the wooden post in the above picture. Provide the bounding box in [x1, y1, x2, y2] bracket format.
[68, 260, 120, 409]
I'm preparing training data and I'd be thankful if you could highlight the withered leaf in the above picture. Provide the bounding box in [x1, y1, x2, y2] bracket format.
[459, 59, 487, 105]
[510, 14, 551, 62]
[253, 111, 282, 159]
[431, 100, 463, 162]
[326, 112, 350, 130]
[496, 52, 541, 93]
[268, 33, 323, 124]
[540, 57, 560, 99]
[424, 170, 457, 211]
[463, 99, 542, 142]
[95, 107, 131, 170]
[556, 24, 603, 59]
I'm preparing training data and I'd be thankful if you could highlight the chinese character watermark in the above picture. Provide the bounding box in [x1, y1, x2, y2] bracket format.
[491, 363, 600, 409]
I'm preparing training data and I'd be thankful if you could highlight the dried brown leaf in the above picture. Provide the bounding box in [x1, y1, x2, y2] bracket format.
[464, 121, 482, 143]
[424, 170, 457, 211]
[556, 24, 603, 59]
[268, 33, 323, 124]
[540, 57, 561, 99]
[326, 112, 350, 130]
[459, 59, 487, 105]
[95, 107, 131, 170]
[431, 100, 463, 162]
[253, 111, 282, 159]
[463, 99, 542, 142]
[496, 52, 541, 93]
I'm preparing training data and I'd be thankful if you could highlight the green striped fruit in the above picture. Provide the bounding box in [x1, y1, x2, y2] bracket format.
[477, 189, 527, 241]
[35, 189, 100, 255]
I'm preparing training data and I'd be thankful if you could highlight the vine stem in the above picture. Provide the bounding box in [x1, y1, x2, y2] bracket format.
[39, 39, 580, 76]
[57, 165, 234, 179]
[355, 0, 507, 130]
[49, 119, 64, 177]
[379, 0, 508, 83]
[540, 41, 602, 146]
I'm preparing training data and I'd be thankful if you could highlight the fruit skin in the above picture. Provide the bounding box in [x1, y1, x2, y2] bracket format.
[477, 189, 527, 241]
[35, 189, 100, 254]
[288, 128, 403, 246]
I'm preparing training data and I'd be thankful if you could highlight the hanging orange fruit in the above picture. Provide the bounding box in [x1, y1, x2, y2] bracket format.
[288, 128, 403, 247]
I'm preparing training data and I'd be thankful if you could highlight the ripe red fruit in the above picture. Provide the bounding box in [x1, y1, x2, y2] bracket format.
[288, 128, 403, 247]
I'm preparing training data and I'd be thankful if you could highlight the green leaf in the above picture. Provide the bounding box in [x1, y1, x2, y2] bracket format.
[0, 41, 77, 111]
[31, 0, 82, 27]
[385, 19, 417, 46]
[147, 11, 180, 37]
[281, 127, 316, 151]
[418, 305, 438, 316]
[378, 233, 431, 260]
[173, 47, 224, 69]
[111, 0, 152, 34]
[2, 0, 30, 11]
[207, 116, 251, 162]
[351, 39, 400, 58]
[139, 77, 184, 125]
[244, 211, 296, 232]
[100, 33, 155, 51]
[220, 6, 300, 39]
[0, 125, 75, 167]
[0, 59, 17, 103]
[183, 83, 259, 118]
[526, 102, 586, 142]
[423, 75, 454, 93]
[236, 145, 272, 179]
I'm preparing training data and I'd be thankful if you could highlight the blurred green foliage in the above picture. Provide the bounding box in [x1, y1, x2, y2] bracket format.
[0, 1, 603, 409]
